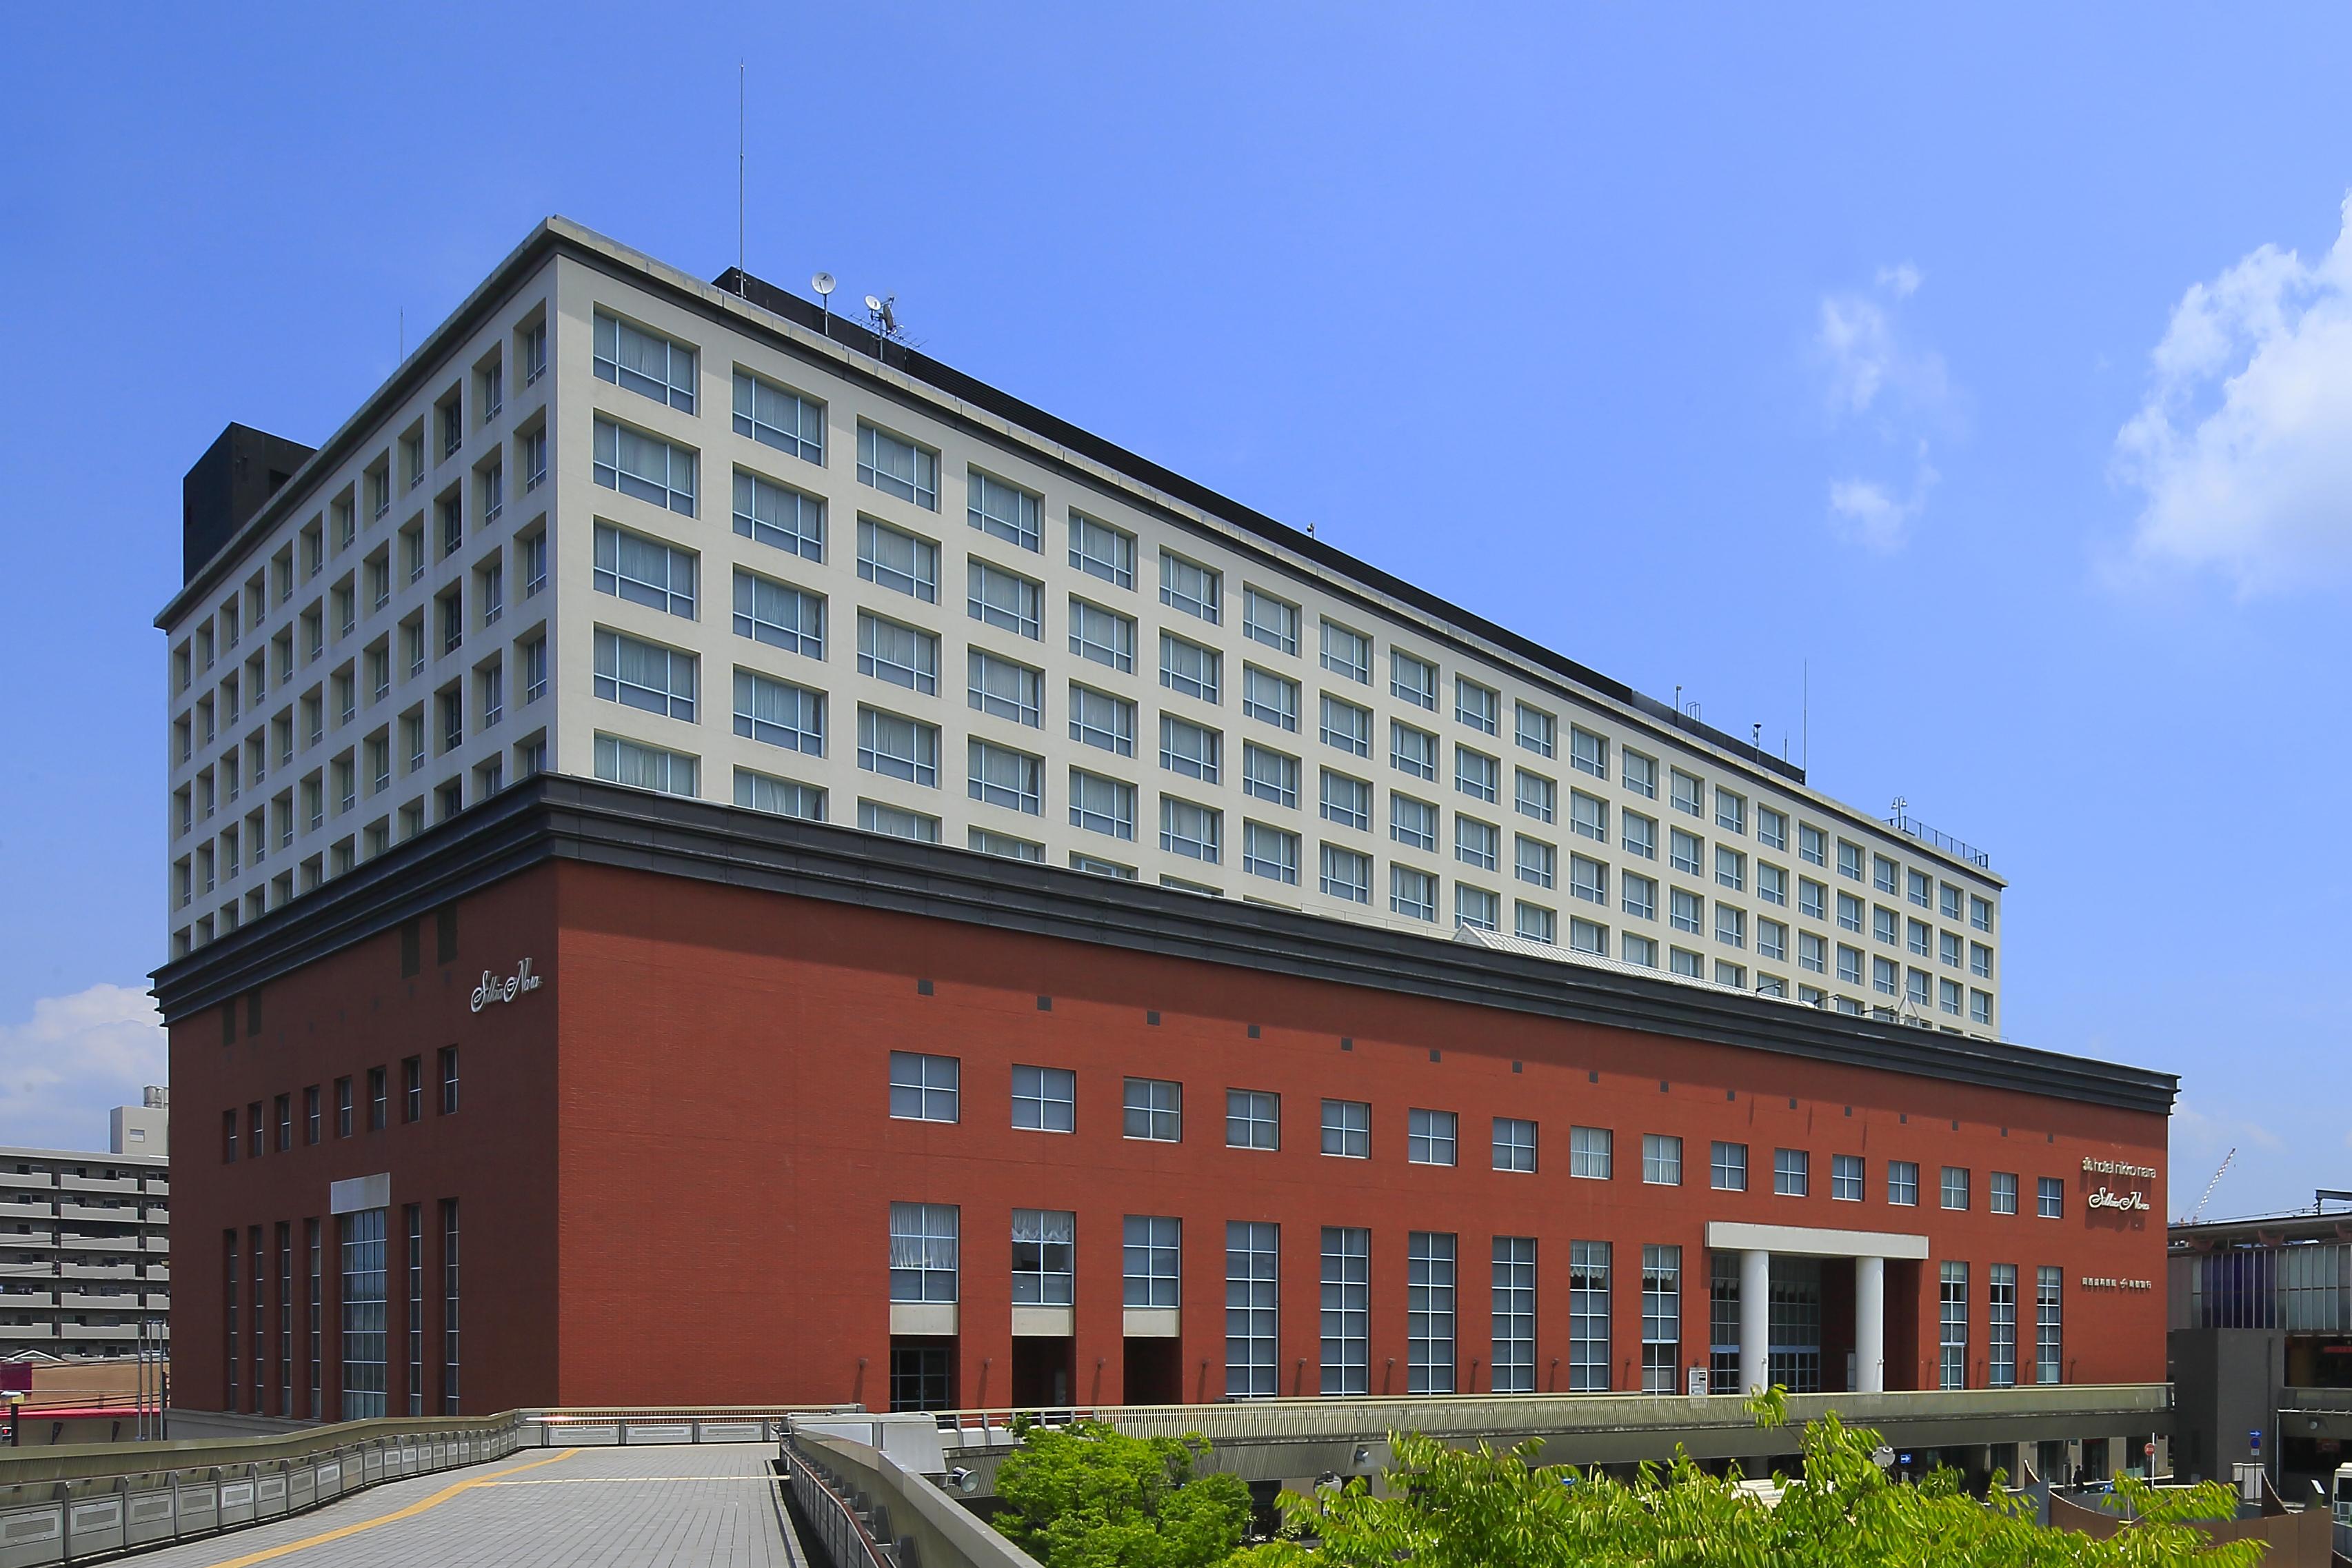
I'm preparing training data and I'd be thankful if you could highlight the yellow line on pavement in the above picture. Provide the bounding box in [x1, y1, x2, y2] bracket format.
[200, 1448, 579, 1568]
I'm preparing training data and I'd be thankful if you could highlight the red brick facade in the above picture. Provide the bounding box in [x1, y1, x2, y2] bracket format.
[169, 856, 2167, 1417]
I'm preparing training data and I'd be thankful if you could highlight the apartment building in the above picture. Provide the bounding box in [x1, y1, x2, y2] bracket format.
[157, 217, 2005, 1036]
[0, 1096, 171, 1360]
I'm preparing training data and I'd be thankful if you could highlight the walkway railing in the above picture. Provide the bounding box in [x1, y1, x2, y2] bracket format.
[0, 1412, 527, 1565]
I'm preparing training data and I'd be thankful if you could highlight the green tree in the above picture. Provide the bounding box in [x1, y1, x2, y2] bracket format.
[1232, 1389, 2263, 1568]
[989, 1418, 1255, 1568]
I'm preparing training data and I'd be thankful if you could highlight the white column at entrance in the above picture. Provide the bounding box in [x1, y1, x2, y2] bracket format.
[1739, 1249, 1771, 1394]
[1856, 1254, 1887, 1394]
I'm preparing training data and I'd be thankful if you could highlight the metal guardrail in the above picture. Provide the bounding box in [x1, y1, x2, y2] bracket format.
[523, 1405, 855, 1449]
[782, 1438, 894, 1568]
[1884, 812, 1991, 870]
[0, 1416, 525, 1565]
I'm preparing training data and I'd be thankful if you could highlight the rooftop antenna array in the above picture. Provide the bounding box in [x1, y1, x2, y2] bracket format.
[866, 293, 903, 360]
[736, 63, 746, 289]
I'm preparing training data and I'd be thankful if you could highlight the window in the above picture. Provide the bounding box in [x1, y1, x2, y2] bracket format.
[1401, 1107, 1458, 1166]
[969, 560, 1043, 639]
[437, 1047, 459, 1115]
[1641, 1244, 1682, 1393]
[1515, 835, 1555, 889]
[732, 368, 823, 462]
[1391, 721, 1437, 781]
[1320, 1226, 1370, 1395]
[1455, 745, 1499, 803]
[1715, 903, 1745, 949]
[1068, 596, 1136, 672]
[1455, 814, 1499, 871]
[1838, 892, 1864, 933]
[1242, 738, 1298, 803]
[1872, 854, 1898, 894]
[594, 310, 695, 410]
[1757, 862, 1787, 907]
[1067, 684, 1135, 757]
[856, 422, 938, 508]
[1716, 845, 1745, 892]
[1160, 796, 1220, 863]
[1456, 678, 1498, 734]
[1513, 770, 1558, 825]
[1242, 820, 1300, 884]
[1160, 714, 1221, 783]
[1971, 894, 1995, 933]
[338, 1205, 389, 1417]
[1319, 620, 1371, 683]
[1620, 872, 1656, 922]
[1123, 1216, 1180, 1308]
[1383, 650, 1435, 712]
[1990, 1171, 2019, 1215]
[1320, 844, 1371, 903]
[861, 801, 938, 841]
[1011, 1065, 1076, 1132]
[1907, 917, 1931, 957]
[1456, 883, 1499, 931]
[1407, 1232, 1456, 1394]
[1971, 989, 1993, 1025]
[2036, 1267, 2062, 1384]
[1123, 1078, 1181, 1141]
[1757, 806, 1787, 850]
[367, 1066, 388, 1131]
[1970, 941, 1993, 978]
[1940, 1261, 1969, 1389]
[1669, 887, 1702, 935]
[1069, 513, 1134, 588]
[587, 523, 695, 617]
[852, 612, 935, 695]
[1711, 1140, 1747, 1192]
[1226, 1089, 1280, 1149]
[857, 517, 937, 602]
[1158, 549, 1220, 622]
[1940, 1165, 1970, 1210]
[521, 636, 547, 705]
[887, 1051, 960, 1122]
[965, 470, 1042, 552]
[1622, 811, 1657, 861]
[1773, 1147, 1809, 1196]
[1160, 632, 1220, 702]
[1391, 792, 1438, 853]
[592, 416, 696, 515]
[1569, 854, 1607, 906]
[1493, 1116, 1537, 1172]
[857, 707, 937, 785]
[889, 1203, 959, 1302]
[1838, 840, 1865, 881]
[969, 827, 1039, 861]
[1569, 1240, 1610, 1391]
[1242, 586, 1298, 654]
[1226, 1220, 1279, 1397]
[1831, 1153, 1863, 1201]
[1493, 1236, 1536, 1393]
[1320, 694, 1371, 757]
[1670, 828, 1702, 876]
[1320, 769, 1371, 832]
[1667, 768, 1702, 817]
[732, 470, 825, 561]
[1242, 666, 1300, 732]
[1500, 701, 1557, 763]
[1514, 901, 1554, 943]
[734, 670, 824, 755]
[969, 741, 1043, 815]
[1888, 1160, 1920, 1206]
[1069, 769, 1136, 839]
[402, 1056, 423, 1122]
[593, 630, 695, 720]
[1320, 1098, 1370, 1158]
[2038, 1176, 2063, 1219]
[970, 650, 1044, 727]
[1568, 1125, 1613, 1180]
[1569, 789, 1607, 844]
[1642, 1132, 1682, 1185]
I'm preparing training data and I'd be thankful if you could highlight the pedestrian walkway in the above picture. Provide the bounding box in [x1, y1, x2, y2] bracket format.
[123, 1443, 805, 1568]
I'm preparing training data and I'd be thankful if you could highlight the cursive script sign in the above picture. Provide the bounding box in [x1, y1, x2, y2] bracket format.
[470, 958, 542, 1014]
[2088, 1186, 2150, 1212]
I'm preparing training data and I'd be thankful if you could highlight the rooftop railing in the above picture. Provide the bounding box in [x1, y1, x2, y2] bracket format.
[1884, 812, 1991, 870]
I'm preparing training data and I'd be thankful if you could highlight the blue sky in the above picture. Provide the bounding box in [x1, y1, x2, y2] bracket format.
[1, 5, 2346, 1208]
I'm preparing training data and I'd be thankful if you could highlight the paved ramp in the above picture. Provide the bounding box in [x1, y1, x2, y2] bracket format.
[125, 1444, 804, 1568]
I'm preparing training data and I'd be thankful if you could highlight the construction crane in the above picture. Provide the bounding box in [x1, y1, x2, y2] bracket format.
[2187, 1147, 2236, 1224]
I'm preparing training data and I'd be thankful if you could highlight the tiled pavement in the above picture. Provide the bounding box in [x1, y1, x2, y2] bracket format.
[123, 1443, 807, 1567]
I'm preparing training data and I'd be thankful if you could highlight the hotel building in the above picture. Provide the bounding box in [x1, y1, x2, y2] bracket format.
[154, 219, 2165, 1433]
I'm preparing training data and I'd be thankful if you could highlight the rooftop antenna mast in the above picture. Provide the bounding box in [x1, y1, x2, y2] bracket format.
[736, 62, 746, 288]
[812, 272, 836, 336]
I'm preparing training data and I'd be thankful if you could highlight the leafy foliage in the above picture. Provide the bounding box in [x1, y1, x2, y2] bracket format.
[1229, 1390, 2262, 1568]
[989, 1418, 1255, 1568]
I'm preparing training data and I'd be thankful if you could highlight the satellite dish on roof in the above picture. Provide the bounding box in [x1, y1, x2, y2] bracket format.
[863, 294, 884, 313]
[811, 272, 836, 296]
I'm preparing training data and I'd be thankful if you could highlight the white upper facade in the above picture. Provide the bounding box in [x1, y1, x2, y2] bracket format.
[160, 220, 2004, 1035]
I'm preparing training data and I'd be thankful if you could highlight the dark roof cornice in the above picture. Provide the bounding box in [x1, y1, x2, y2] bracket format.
[152, 776, 2167, 1114]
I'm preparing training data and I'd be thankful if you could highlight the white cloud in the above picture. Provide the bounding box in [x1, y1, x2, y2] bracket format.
[1829, 448, 1940, 553]
[0, 984, 164, 1154]
[2115, 194, 2352, 593]
[1815, 263, 1952, 550]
